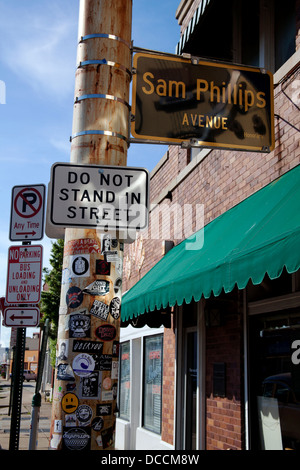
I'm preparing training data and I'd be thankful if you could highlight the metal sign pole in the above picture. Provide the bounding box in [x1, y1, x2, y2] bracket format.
[49, 0, 132, 451]
[29, 318, 50, 450]
[9, 327, 26, 451]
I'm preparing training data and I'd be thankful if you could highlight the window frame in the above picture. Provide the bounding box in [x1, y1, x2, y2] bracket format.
[118, 340, 131, 421]
[142, 333, 164, 434]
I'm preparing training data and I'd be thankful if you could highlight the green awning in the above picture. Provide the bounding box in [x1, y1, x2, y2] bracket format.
[121, 164, 300, 321]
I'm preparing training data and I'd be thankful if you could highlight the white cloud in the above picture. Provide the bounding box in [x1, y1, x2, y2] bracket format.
[0, 2, 78, 99]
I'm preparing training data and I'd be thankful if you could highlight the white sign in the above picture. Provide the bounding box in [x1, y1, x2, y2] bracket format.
[5, 245, 43, 304]
[3, 306, 40, 327]
[48, 163, 149, 231]
[9, 184, 45, 241]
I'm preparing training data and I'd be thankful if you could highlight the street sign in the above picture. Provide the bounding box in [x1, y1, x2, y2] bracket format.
[48, 163, 149, 231]
[5, 245, 43, 304]
[9, 184, 46, 241]
[3, 306, 40, 327]
[131, 52, 274, 152]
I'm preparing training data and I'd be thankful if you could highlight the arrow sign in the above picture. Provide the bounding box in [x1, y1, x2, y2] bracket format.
[3, 307, 40, 327]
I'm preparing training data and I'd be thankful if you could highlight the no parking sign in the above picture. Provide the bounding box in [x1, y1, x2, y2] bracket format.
[9, 184, 45, 241]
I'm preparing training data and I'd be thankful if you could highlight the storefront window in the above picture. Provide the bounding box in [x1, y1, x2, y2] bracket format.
[143, 335, 163, 434]
[119, 341, 130, 421]
[250, 309, 300, 450]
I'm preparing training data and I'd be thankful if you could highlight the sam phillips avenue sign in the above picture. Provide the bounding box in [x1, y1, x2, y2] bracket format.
[131, 53, 274, 152]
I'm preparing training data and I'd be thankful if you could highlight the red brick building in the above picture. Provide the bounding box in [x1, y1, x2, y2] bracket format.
[116, 0, 300, 450]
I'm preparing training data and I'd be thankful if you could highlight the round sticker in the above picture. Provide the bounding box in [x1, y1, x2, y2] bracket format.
[61, 393, 79, 414]
[66, 286, 83, 309]
[76, 404, 93, 426]
[95, 324, 117, 342]
[72, 353, 95, 377]
[63, 427, 90, 451]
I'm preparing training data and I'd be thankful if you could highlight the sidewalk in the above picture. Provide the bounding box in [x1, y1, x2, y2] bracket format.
[0, 376, 53, 451]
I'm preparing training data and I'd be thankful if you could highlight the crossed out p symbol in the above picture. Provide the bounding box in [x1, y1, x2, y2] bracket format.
[14, 188, 42, 218]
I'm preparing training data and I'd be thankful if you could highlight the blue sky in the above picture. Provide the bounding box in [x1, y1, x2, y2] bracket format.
[0, 0, 180, 347]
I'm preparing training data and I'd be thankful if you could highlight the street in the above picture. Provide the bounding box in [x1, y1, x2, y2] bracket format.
[0, 377, 52, 450]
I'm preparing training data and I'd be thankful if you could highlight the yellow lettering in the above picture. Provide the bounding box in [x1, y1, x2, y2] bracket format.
[244, 90, 254, 112]
[169, 80, 186, 98]
[156, 79, 167, 96]
[256, 91, 266, 108]
[206, 115, 213, 128]
[222, 117, 228, 129]
[197, 79, 208, 100]
[210, 81, 221, 103]
[182, 113, 228, 130]
[190, 114, 197, 126]
[182, 113, 189, 125]
[142, 72, 155, 95]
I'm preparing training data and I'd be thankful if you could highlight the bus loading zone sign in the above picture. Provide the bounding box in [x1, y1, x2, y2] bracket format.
[6, 245, 43, 304]
[48, 163, 149, 233]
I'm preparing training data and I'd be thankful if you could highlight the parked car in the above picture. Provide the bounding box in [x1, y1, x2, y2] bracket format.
[23, 369, 37, 382]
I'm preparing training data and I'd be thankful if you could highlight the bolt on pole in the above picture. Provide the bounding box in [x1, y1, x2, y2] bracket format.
[49, 0, 132, 451]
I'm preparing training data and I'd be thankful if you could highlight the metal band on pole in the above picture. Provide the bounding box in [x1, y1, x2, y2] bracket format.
[70, 130, 128, 142]
[77, 59, 131, 77]
[79, 33, 131, 49]
[75, 94, 131, 109]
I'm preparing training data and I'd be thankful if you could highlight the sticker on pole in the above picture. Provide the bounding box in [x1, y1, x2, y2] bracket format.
[9, 184, 46, 241]
[5, 245, 43, 304]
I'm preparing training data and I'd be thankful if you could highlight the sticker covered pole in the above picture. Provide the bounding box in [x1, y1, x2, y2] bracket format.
[49, 0, 132, 451]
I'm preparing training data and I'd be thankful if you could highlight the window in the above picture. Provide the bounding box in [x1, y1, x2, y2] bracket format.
[119, 341, 130, 421]
[180, 0, 297, 74]
[143, 335, 163, 434]
[249, 309, 300, 450]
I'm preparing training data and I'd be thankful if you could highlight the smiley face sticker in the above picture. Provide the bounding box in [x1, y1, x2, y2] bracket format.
[61, 393, 79, 414]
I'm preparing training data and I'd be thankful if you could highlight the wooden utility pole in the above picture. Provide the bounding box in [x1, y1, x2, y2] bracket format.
[49, 0, 132, 450]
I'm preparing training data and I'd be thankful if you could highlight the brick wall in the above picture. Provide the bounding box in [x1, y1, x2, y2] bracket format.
[205, 292, 244, 450]
[161, 315, 176, 445]
[122, 2, 300, 449]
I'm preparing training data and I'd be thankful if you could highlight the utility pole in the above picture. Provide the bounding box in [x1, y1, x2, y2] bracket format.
[49, 0, 132, 450]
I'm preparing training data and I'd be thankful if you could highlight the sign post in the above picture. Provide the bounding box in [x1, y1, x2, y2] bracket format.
[9, 327, 26, 451]
[49, 0, 132, 451]
[5, 184, 44, 449]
